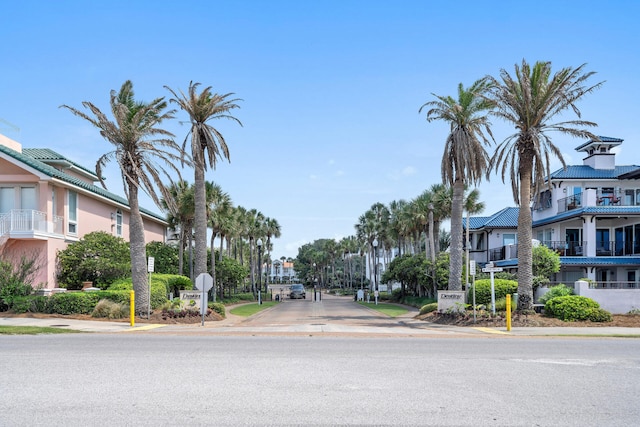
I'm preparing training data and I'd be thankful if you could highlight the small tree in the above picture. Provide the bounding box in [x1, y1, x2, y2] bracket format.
[146, 241, 180, 274]
[56, 231, 131, 289]
[532, 244, 561, 287]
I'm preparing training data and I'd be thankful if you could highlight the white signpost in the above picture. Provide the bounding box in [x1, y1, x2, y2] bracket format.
[482, 262, 503, 315]
[195, 273, 214, 326]
[147, 257, 155, 319]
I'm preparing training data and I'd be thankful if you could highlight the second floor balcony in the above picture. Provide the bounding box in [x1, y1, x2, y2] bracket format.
[0, 209, 64, 239]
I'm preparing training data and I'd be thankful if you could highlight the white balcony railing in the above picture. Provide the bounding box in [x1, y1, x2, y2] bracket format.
[0, 209, 63, 237]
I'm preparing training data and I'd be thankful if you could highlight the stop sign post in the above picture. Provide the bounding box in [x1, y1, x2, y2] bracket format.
[195, 273, 213, 326]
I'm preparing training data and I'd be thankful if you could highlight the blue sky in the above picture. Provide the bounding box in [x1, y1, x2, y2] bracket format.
[2, 0, 639, 259]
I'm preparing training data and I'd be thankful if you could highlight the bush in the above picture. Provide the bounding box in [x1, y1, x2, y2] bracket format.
[107, 275, 171, 309]
[419, 302, 438, 315]
[544, 295, 609, 322]
[92, 299, 129, 319]
[470, 279, 518, 306]
[47, 292, 100, 315]
[166, 275, 193, 296]
[586, 307, 613, 322]
[538, 283, 574, 304]
[46, 290, 131, 315]
[56, 231, 131, 289]
[208, 302, 226, 318]
[0, 257, 40, 311]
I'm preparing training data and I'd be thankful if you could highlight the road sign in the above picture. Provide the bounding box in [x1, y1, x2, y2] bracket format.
[482, 267, 503, 273]
[195, 273, 214, 292]
[469, 260, 476, 276]
[147, 257, 155, 273]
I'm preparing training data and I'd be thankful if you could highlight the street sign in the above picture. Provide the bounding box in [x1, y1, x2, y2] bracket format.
[469, 260, 476, 276]
[482, 267, 503, 273]
[195, 273, 214, 292]
[147, 257, 155, 273]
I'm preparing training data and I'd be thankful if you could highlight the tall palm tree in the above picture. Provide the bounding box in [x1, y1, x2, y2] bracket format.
[420, 79, 494, 290]
[263, 217, 281, 291]
[207, 181, 232, 300]
[161, 180, 193, 276]
[61, 80, 183, 313]
[165, 82, 242, 280]
[485, 60, 602, 310]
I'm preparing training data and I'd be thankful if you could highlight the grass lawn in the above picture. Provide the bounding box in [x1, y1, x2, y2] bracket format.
[358, 302, 408, 317]
[0, 325, 83, 335]
[229, 301, 278, 317]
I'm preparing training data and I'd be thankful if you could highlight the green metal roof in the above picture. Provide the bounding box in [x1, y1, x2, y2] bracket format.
[23, 148, 99, 179]
[0, 144, 166, 223]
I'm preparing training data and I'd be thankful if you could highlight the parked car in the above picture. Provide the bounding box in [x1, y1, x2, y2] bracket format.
[289, 284, 306, 299]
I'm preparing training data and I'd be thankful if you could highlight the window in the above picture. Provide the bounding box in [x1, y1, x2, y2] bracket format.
[116, 209, 123, 237]
[68, 190, 77, 234]
[0, 187, 15, 213]
[475, 233, 484, 250]
[20, 187, 37, 210]
[503, 233, 516, 246]
[596, 229, 610, 255]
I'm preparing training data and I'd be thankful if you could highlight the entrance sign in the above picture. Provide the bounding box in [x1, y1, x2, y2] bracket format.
[437, 291, 466, 313]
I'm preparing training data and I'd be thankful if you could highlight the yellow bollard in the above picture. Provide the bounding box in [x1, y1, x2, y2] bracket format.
[506, 294, 511, 331]
[130, 290, 135, 327]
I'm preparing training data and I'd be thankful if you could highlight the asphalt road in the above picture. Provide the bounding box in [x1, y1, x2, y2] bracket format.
[2, 299, 640, 426]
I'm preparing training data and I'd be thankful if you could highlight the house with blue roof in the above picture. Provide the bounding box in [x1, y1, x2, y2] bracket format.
[467, 136, 640, 288]
[0, 133, 168, 289]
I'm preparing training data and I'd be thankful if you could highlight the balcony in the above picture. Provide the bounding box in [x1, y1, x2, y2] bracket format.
[541, 240, 585, 256]
[0, 209, 63, 239]
[489, 244, 518, 261]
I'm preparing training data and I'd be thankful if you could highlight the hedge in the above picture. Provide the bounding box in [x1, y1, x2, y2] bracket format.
[544, 295, 612, 322]
[469, 279, 518, 306]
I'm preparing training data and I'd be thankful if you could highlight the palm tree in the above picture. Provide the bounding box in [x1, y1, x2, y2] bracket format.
[165, 82, 242, 281]
[207, 181, 232, 300]
[485, 60, 602, 310]
[263, 217, 281, 291]
[420, 79, 494, 291]
[161, 180, 193, 276]
[61, 80, 183, 314]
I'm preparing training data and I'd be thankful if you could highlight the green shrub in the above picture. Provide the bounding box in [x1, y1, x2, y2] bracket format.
[46, 290, 131, 315]
[401, 296, 436, 309]
[56, 231, 131, 290]
[494, 297, 507, 312]
[538, 283, 573, 304]
[166, 275, 193, 296]
[419, 302, 438, 315]
[544, 295, 604, 322]
[208, 302, 226, 318]
[47, 292, 100, 314]
[0, 281, 33, 311]
[469, 279, 518, 306]
[28, 296, 49, 313]
[92, 299, 129, 319]
[106, 276, 168, 309]
[586, 307, 613, 322]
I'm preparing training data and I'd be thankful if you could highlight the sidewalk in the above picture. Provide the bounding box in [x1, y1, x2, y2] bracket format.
[3, 314, 640, 336]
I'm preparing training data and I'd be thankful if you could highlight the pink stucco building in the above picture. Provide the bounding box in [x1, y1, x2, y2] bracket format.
[0, 133, 167, 288]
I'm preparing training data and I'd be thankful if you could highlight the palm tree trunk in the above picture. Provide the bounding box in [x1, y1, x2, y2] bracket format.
[517, 163, 534, 310]
[448, 180, 464, 290]
[194, 162, 207, 278]
[210, 231, 217, 303]
[128, 185, 149, 315]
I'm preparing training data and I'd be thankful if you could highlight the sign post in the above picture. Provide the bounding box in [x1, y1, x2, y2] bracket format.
[482, 263, 503, 315]
[195, 273, 214, 326]
[469, 260, 476, 323]
[147, 257, 155, 320]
